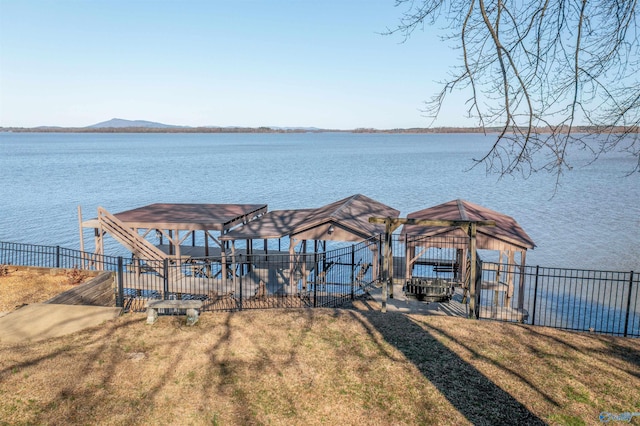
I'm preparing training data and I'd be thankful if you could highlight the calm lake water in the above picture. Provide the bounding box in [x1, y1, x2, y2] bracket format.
[0, 132, 638, 271]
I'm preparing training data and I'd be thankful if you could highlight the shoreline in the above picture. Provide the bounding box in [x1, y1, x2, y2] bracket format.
[2, 126, 635, 134]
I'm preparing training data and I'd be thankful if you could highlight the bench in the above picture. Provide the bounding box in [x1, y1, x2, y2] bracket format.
[145, 299, 203, 326]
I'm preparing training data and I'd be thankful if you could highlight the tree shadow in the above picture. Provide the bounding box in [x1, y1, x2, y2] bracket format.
[352, 310, 546, 425]
[513, 323, 640, 379]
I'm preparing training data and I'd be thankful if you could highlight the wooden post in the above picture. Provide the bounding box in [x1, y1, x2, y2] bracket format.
[94, 227, 104, 271]
[468, 222, 478, 319]
[405, 239, 411, 282]
[370, 217, 404, 313]
[174, 230, 181, 266]
[301, 240, 307, 290]
[506, 250, 515, 306]
[372, 241, 379, 283]
[313, 240, 319, 293]
[221, 242, 228, 283]
[230, 241, 238, 288]
[382, 220, 391, 312]
[388, 227, 394, 299]
[518, 250, 527, 310]
[289, 240, 297, 294]
[78, 205, 85, 268]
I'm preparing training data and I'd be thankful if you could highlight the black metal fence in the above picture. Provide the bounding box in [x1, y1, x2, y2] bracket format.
[387, 234, 639, 337]
[478, 263, 639, 337]
[1, 240, 638, 337]
[0, 240, 378, 313]
[0, 241, 121, 272]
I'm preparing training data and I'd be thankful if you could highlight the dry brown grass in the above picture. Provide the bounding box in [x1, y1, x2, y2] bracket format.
[0, 271, 638, 425]
[0, 267, 86, 312]
[0, 308, 638, 425]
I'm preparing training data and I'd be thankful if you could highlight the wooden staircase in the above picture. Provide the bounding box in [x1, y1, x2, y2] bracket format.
[97, 207, 179, 280]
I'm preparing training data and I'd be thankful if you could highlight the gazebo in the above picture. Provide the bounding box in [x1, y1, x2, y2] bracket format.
[402, 199, 535, 309]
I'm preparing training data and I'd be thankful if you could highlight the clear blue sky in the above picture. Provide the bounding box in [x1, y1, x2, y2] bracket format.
[0, 0, 474, 129]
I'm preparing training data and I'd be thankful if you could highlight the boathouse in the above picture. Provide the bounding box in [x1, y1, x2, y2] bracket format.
[219, 194, 399, 289]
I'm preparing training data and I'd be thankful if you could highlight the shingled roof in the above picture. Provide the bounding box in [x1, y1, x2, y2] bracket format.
[402, 199, 535, 251]
[221, 194, 399, 242]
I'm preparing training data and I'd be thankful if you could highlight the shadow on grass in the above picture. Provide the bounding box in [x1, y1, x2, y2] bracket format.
[353, 310, 546, 425]
[514, 322, 640, 379]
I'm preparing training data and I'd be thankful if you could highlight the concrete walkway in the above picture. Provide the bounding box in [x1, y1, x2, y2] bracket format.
[0, 304, 122, 345]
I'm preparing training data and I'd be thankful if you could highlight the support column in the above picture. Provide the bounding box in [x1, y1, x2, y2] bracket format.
[289, 240, 299, 294]
[469, 222, 478, 319]
[518, 250, 527, 310]
[301, 240, 307, 290]
[506, 250, 515, 306]
[405, 240, 411, 282]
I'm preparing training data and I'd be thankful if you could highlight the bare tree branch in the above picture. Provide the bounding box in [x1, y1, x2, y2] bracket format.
[387, 0, 640, 181]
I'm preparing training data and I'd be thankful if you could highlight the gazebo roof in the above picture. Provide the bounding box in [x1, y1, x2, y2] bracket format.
[293, 194, 399, 240]
[402, 199, 535, 250]
[221, 194, 399, 241]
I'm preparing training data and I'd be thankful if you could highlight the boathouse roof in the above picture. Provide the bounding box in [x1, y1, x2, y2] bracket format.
[218, 209, 316, 240]
[221, 194, 399, 242]
[83, 203, 267, 231]
[402, 199, 535, 251]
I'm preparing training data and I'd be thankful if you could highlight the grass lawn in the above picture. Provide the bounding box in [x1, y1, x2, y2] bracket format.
[0, 266, 92, 312]
[0, 270, 638, 425]
[0, 309, 638, 425]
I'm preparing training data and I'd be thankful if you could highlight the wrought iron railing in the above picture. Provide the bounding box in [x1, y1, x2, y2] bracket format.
[1, 240, 638, 337]
[478, 263, 639, 337]
[0, 240, 377, 313]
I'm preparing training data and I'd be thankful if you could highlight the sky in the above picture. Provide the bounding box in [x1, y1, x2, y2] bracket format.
[0, 0, 475, 129]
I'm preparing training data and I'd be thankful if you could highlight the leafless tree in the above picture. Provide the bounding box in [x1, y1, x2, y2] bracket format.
[387, 0, 640, 182]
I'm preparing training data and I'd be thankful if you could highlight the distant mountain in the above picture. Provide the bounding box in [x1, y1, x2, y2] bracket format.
[87, 118, 184, 129]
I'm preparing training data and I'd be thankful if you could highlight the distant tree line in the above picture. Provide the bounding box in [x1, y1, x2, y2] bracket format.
[3, 126, 637, 134]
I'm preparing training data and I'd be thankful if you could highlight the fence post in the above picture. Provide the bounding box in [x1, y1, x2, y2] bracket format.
[238, 255, 243, 311]
[313, 249, 318, 308]
[116, 256, 124, 308]
[313, 271, 318, 308]
[623, 271, 634, 337]
[55, 245, 60, 268]
[351, 244, 355, 300]
[163, 258, 168, 300]
[531, 265, 540, 326]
